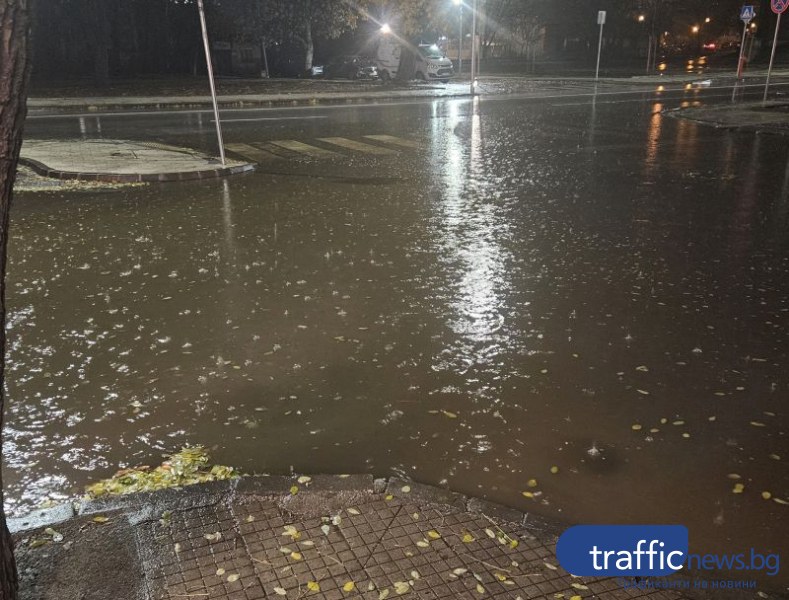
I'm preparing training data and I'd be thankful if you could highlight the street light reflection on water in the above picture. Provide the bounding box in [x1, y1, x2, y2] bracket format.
[6, 96, 789, 584]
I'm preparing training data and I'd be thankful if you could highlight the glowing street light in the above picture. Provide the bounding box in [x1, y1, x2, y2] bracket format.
[704, 17, 711, 23]
[691, 25, 700, 33]
[638, 14, 645, 22]
[380, 23, 391, 34]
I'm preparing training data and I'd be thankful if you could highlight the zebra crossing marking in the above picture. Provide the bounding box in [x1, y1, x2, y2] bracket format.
[317, 137, 398, 155]
[363, 135, 420, 149]
[224, 143, 280, 162]
[269, 140, 339, 157]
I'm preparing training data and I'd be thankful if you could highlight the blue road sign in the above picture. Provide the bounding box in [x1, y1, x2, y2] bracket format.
[740, 5, 755, 22]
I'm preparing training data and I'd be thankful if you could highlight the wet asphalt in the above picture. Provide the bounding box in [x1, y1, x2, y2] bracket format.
[6, 79, 789, 583]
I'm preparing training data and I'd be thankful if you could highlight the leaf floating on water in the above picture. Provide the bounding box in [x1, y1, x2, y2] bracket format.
[306, 581, 320, 593]
[226, 574, 240, 583]
[727, 474, 741, 480]
[774, 498, 789, 505]
[394, 581, 410, 594]
[522, 491, 535, 499]
[769, 454, 781, 461]
[636, 389, 650, 396]
[550, 466, 559, 474]
[732, 483, 745, 494]
[441, 410, 458, 419]
[636, 365, 649, 372]
[527, 479, 538, 488]
[273, 587, 287, 596]
[343, 581, 355, 592]
[631, 424, 642, 431]
[750, 421, 766, 427]
[762, 492, 772, 500]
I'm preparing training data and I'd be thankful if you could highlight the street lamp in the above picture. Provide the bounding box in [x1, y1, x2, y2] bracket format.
[380, 23, 391, 34]
[691, 25, 700, 33]
[453, 0, 463, 75]
[638, 14, 645, 23]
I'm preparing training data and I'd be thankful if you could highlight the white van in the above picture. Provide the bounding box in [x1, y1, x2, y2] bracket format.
[376, 37, 454, 83]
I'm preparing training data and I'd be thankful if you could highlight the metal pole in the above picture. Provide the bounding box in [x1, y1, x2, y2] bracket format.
[470, 0, 477, 94]
[737, 21, 748, 78]
[764, 12, 782, 103]
[458, 4, 463, 75]
[197, 0, 226, 165]
[595, 22, 604, 80]
[646, 33, 652, 73]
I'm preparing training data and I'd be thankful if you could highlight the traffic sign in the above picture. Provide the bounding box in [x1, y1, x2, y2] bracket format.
[773, 0, 789, 14]
[740, 5, 755, 22]
[597, 10, 606, 25]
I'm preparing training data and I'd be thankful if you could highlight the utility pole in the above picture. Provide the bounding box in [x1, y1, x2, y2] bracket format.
[470, 0, 478, 94]
[595, 11, 606, 81]
[197, 0, 226, 165]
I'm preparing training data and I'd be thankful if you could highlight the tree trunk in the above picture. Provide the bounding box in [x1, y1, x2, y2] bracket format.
[0, 1, 32, 598]
[303, 18, 313, 73]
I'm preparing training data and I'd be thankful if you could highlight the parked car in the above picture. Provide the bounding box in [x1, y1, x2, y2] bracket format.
[325, 56, 379, 80]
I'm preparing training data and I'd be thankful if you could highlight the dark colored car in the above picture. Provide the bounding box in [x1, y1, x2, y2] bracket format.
[325, 56, 379, 80]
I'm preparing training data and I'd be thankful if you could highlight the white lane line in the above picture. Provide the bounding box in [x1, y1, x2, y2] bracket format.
[214, 116, 327, 123]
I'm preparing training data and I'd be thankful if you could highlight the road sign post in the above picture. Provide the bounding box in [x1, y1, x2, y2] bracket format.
[595, 11, 606, 81]
[738, 6, 755, 78]
[197, 0, 226, 165]
[765, 0, 788, 102]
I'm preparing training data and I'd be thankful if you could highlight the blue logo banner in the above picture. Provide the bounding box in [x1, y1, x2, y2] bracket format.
[557, 525, 689, 576]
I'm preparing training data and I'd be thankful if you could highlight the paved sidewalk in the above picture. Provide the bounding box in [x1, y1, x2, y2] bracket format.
[666, 101, 789, 134]
[10, 475, 775, 600]
[20, 139, 253, 182]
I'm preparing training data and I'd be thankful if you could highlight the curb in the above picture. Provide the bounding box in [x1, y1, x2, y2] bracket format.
[8, 474, 567, 537]
[18, 156, 256, 183]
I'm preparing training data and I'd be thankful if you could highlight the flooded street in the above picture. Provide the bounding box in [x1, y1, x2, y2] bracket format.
[6, 87, 789, 573]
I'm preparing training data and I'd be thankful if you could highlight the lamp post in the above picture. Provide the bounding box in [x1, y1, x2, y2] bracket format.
[453, 0, 463, 75]
[470, 0, 478, 94]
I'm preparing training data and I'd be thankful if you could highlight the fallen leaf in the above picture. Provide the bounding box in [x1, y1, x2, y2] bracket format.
[227, 574, 240, 583]
[410, 570, 421, 580]
[527, 479, 538, 488]
[343, 581, 355, 592]
[544, 562, 558, 570]
[394, 581, 410, 594]
[290, 485, 299, 495]
[216, 568, 226, 576]
[416, 540, 430, 548]
[453, 568, 468, 575]
[306, 581, 320, 593]
[550, 466, 559, 474]
[290, 551, 303, 561]
[273, 587, 287, 596]
[442, 410, 458, 419]
[427, 530, 441, 539]
[462, 533, 475, 543]
[522, 491, 534, 499]
[92, 516, 109, 524]
[733, 483, 745, 494]
[762, 491, 772, 500]
[485, 528, 496, 539]
[378, 589, 390, 600]
[297, 476, 312, 484]
[476, 583, 485, 594]
[401, 485, 411, 493]
[571, 583, 589, 590]
[347, 508, 361, 515]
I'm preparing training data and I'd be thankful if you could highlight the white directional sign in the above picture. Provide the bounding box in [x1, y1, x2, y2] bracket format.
[597, 10, 607, 25]
[740, 5, 755, 22]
